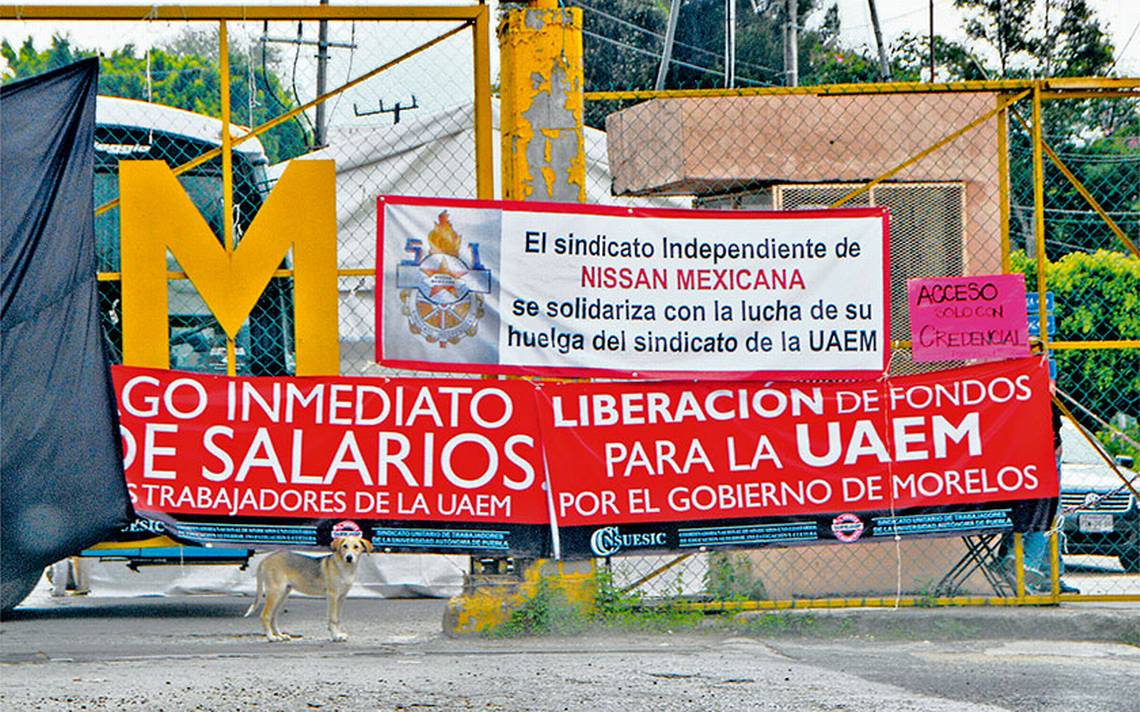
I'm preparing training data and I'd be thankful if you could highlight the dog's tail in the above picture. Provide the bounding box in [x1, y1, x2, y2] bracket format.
[244, 566, 264, 617]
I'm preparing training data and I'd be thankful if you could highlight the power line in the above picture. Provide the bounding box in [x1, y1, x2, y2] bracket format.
[581, 28, 778, 87]
[1108, 19, 1140, 74]
[576, 0, 782, 75]
[1009, 147, 1140, 164]
[571, 0, 783, 76]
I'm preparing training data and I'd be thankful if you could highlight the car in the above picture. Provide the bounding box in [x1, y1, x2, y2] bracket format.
[1059, 421, 1139, 573]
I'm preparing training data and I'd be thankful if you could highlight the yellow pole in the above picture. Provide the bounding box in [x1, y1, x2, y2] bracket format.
[1031, 84, 1048, 351]
[997, 95, 1011, 273]
[498, 1, 585, 202]
[473, 4, 494, 199]
[1013, 532, 1026, 599]
[219, 20, 236, 376]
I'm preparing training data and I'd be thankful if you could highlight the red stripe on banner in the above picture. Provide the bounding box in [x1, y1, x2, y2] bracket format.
[113, 358, 1056, 549]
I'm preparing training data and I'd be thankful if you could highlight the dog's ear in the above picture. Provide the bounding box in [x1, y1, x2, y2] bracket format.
[362, 538, 373, 553]
[330, 537, 342, 552]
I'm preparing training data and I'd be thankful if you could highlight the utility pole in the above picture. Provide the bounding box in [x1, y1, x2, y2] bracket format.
[867, 0, 891, 81]
[784, 0, 798, 87]
[656, 0, 682, 91]
[314, 0, 329, 148]
[725, 0, 736, 88]
[929, 0, 935, 82]
[258, 1, 355, 151]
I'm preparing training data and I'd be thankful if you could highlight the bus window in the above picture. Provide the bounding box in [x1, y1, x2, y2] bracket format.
[94, 96, 294, 375]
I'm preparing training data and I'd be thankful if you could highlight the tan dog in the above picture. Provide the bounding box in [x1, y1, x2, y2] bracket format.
[244, 536, 372, 642]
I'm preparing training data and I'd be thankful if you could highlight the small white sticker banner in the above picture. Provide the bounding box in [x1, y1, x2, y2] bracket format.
[377, 196, 890, 380]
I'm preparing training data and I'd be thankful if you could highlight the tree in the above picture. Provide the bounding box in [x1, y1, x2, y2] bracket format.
[930, 1, 1130, 259]
[953, 0, 1115, 78]
[954, 0, 1037, 76]
[578, 0, 669, 128]
[1011, 249, 1140, 425]
[1, 32, 309, 163]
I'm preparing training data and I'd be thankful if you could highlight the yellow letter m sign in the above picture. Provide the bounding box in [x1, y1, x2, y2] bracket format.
[120, 160, 339, 376]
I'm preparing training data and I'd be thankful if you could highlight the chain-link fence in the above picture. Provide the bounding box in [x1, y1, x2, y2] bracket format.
[2, 6, 1136, 606]
[583, 81, 1139, 605]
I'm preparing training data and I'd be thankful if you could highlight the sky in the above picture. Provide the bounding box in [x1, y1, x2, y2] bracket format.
[1, 0, 1137, 122]
[3, 0, 1138, 74]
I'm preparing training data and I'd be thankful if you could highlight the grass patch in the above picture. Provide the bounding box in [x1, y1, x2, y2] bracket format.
[493, 576, 587, 637]
[489, 568, 705, 637]
[592, 567, 704, 631]
[735, 611, 829, 636]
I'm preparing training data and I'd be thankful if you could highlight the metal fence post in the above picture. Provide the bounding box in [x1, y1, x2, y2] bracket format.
[218, 20, 237, 377]
[472, 4, 494, 200]
[1050, 530, 1061, 601]
[1031, 83, 1048, 346]
[997, 94, 1011, 274]
[1013, 532, 1026, 599]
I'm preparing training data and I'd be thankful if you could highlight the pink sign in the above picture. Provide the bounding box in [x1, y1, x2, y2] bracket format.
[908, 274, 1030, 362]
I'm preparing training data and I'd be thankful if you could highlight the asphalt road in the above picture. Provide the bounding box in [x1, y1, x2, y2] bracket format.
[2, 594, 1138, 712]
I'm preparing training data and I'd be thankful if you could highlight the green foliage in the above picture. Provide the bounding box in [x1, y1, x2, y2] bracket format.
[1, 31, 309, 163]
[592, 565, 642, 621]
[1097, 418, 1139, 462]
[888, 32, 989, 82]
[954, 0, 1037, 76]
[704, 552, 768, 601]
[495, 576, 587, 637]
[910, 579, 943, 608]
[592, 566, 703, 631]
[1009, 249, 1140, 425]
[960, 4, 1134, 260]
[575, 0, 1121, 95]
[492, 567, 705, 637]
[736, 612, 825, 636]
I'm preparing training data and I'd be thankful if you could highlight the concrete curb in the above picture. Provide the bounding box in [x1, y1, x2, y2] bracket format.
[733, 604, 1140, 643]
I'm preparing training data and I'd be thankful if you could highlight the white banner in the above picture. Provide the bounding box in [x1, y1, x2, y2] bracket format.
[377, 197, 890, 379]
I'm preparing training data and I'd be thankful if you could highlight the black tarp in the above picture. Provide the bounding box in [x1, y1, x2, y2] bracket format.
[1, 59, 131, 608]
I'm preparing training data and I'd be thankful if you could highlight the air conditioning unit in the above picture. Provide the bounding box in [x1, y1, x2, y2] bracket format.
[698, 182, 967, 343]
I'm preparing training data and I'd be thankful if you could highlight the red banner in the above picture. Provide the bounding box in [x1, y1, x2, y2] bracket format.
[113, 367, 550, 553]
[113, 359, 1057, 556]
[536, 357, 1057, 540]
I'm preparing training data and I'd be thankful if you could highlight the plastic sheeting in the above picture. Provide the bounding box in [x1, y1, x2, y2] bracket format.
[29, 553, 465, 601]
[1, 59, 131, 609]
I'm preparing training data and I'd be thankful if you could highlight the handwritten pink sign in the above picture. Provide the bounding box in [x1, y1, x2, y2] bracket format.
[907, 274, 1030, 362]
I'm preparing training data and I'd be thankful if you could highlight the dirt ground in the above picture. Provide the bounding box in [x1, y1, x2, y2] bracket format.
[3, 592, 1138, 712]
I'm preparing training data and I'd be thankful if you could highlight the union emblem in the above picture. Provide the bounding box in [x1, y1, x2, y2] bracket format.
[395, 211, 492, 347]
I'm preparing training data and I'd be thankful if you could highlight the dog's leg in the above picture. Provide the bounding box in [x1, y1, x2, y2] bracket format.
[327, 591, 348, 642]
[244, 566, 265, 618]
[262, 587, 291, 642]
